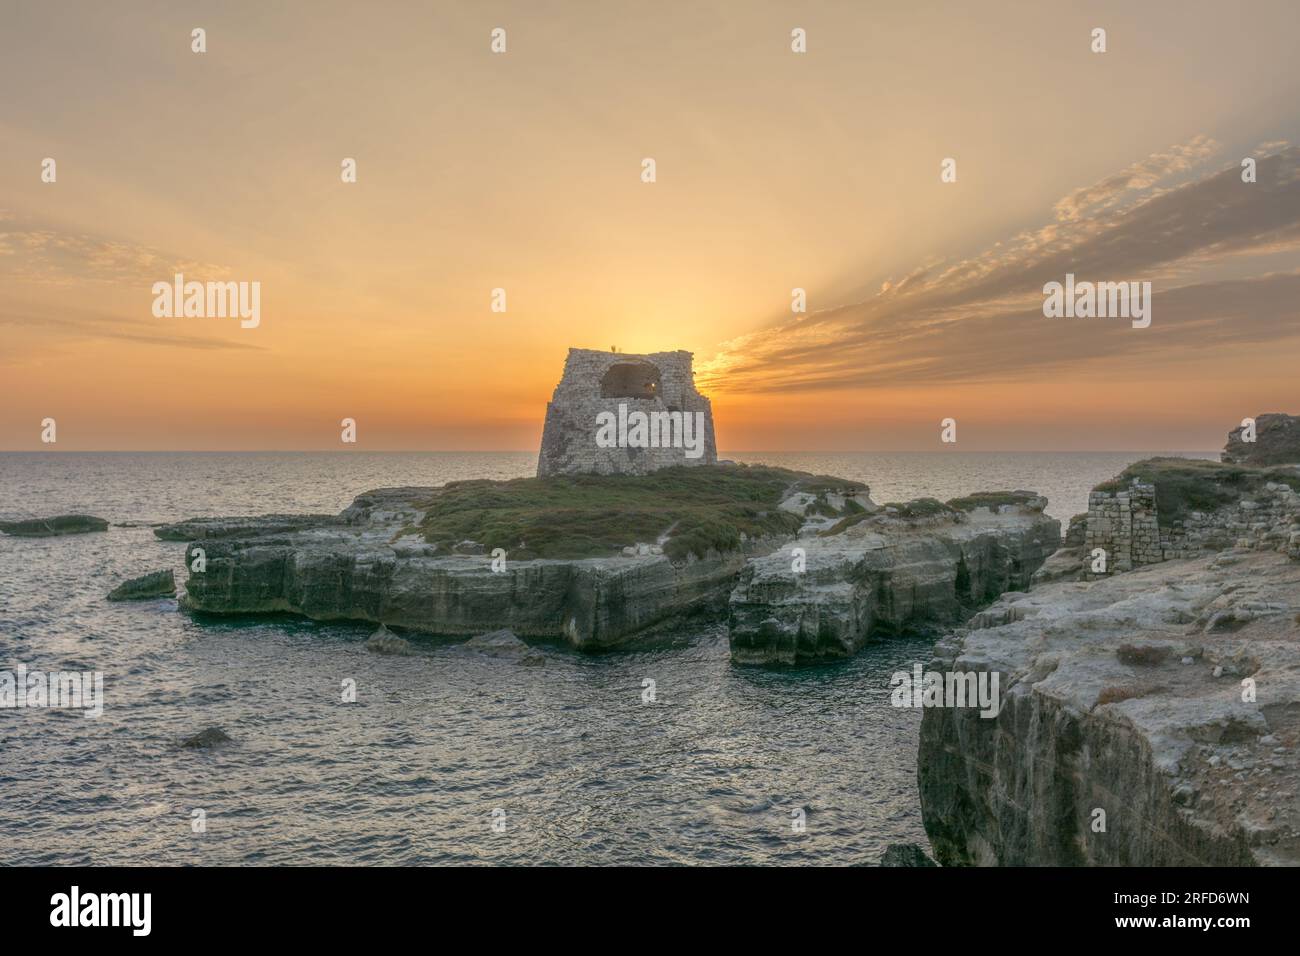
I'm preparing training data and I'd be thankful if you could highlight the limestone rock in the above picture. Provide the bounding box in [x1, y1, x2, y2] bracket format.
[107, 569, 175, 601]
[879, 843, 938, 867]
[1222, 412, 1300, 466]
[918, 548, 1300, 866]
[727, 494, 1060, 665]
[178, 485, 782, 650]
[365, 624, 417, 656]
[180, 727, 234, 749]
[460, 628, 545, 665]
[0, 514, 108, 536]
[154, 514, 340, 541]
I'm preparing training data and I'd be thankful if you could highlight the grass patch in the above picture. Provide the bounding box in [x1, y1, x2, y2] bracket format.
[946, 490, 1041, 512]
[412, 464, 864, 562]
[818, 496, 965, 536]
[1116, 643, 1172, 666]
[882, 497, 954, 519]
[1095, 458, 1300, 526]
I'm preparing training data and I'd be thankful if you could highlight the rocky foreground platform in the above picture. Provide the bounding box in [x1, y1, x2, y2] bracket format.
[918, 414, 1300, 866]
[920, 548, 1300, 866]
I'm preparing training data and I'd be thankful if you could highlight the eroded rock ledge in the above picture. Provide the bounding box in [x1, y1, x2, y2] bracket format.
[174, 465, 1053, 658]
[920, 416, 1300, 866]
[178, 465, 871, 649]
[919, 549, 1300, 866]
[728, 494, 1061, 665]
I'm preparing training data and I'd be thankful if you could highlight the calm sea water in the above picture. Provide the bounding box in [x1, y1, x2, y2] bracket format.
[0, 450, 1213, 865]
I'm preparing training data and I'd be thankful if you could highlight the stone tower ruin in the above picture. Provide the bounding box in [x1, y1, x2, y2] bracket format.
[537, 348, 718, 477]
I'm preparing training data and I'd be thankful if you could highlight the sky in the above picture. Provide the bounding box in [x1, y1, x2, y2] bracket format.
[2, 0, 1298, 451]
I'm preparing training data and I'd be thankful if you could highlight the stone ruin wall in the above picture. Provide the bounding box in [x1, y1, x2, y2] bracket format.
[1084, 483, 1162, 577]
[537, 348, 718, 477]
[1084, 479, 1300, 578]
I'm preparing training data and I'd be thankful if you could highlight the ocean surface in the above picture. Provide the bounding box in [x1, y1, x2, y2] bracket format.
[0, 450, 1215, 865]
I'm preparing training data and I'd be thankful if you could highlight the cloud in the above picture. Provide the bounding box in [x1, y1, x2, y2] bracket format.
[700, 140, 1300, 394]
[0, 219, 229, 286]
[0, 303, 265, 361]
[0, 215, 259, 360]
[1051, 134, 1219, 222]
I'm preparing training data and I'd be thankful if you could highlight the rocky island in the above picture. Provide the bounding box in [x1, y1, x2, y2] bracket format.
[175, 349, 1061, 654]
[174, 464, 1057, 652]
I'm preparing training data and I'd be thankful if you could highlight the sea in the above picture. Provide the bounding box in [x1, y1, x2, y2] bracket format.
[0, 450, 1215, 865]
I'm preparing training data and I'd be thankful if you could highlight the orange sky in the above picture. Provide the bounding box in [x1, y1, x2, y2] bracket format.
[2, 1, 1299, 451]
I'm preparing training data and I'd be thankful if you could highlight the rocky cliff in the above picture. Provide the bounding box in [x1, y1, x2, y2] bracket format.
[1223, 412, 1300, 466]
[177, 465, 866, 649]
[180, 522, 773, 649]
[919, 416, 1300, 866]
[919, 548, 1300, 866]
[175, 466, 1055, 660]
[728, 494, 1061, 665]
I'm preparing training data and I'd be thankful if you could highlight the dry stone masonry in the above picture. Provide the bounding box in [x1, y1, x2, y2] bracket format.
[537, 348, 717, 477]
[1085, 479, 1300, 577]
[1081, 416, 1300, 579]
[1084, 482, 1162, 576]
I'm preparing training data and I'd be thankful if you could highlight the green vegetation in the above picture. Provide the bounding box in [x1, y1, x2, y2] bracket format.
[946, 490, 1041, 512]
[885, 497, 953, 519]
[1094, 458, 1300, 526]
[413, 464, 866, 562]
[819, 496, 963, 536]
[820, 512, 872, 536]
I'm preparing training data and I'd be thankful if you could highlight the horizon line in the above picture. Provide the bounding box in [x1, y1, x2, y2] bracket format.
[0, 448, 1222, 455]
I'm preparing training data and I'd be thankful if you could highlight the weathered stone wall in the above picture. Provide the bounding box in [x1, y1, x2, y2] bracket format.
[1085, 478, 1300, 578]
[1084, 482, 1161, 576]
[1166, 482, 1300, 559]
[537, 348, 717, 477]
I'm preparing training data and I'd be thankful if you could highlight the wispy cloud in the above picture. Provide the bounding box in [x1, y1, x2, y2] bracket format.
[700, 140, 1300, 393]
[0, 216, 259, 361]
[0, 303, 265, 364]
[0, 218, 229, 286]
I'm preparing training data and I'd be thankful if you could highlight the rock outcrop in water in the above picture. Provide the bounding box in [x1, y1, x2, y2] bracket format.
[181, 524, 762, 649]
[0, 515, 108, 536]
[178, 466, 867, 649]
[180, 727, 234, 749]
[155, 514, 340, 541]
[459, 629, 546, 666]
[365, 624, 417, 656]
[879, 843, 938, 867]
[728, 494, 1061, 665]
[172, 464, 1050, 658]
[107, 569, 175, 601]
[919, 416, 1300, 866]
